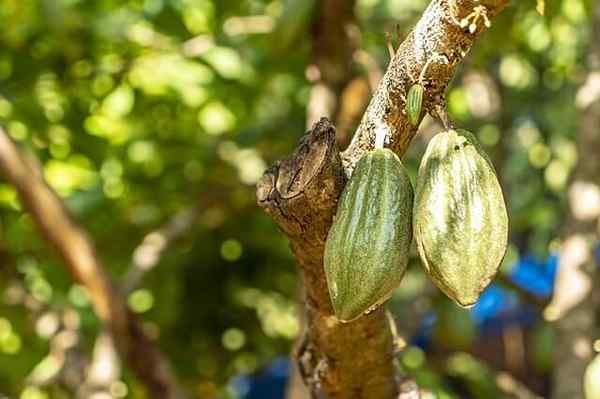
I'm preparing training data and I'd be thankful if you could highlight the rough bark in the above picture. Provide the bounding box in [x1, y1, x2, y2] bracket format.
[0, 128, 185, 399]
[342, 0, 508, 173]
[257, 2, 509, 397]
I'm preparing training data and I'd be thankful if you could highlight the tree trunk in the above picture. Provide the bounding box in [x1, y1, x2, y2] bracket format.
[549, 3, 600, 397]
[257, 1, 509, 397]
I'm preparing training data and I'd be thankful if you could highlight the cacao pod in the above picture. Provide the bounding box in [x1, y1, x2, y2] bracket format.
[406, 84, 424, 126]
[413, 129, 508, 308]
[324, 148, 414, 322]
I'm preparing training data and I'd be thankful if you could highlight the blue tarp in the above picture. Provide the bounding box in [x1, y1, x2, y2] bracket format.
[235, 247, 600, 399]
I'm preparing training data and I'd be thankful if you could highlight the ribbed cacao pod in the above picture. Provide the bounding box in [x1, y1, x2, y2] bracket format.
[413, 129, 508, 308]
[406, 84, 424, 126]
[324, 149, 414, 322]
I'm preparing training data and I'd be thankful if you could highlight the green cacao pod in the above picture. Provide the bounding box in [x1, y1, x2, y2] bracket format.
[324, 149, 414, 322]
[413, 129, 508, 308]
[406, 84, 424, 126]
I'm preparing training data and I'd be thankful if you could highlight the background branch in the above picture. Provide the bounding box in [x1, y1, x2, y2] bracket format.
[123, 206, 200, 294]
[0, 127, 186, 399]
[548, 2, 600, 397]
[306, 0, 358, 129]
[495, 371, 544, 399]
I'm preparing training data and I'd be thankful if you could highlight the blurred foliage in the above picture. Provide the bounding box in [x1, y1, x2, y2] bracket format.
[0, 0, 595, 398]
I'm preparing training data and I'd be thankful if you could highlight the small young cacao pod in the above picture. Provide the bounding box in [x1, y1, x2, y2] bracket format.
[413, 129, 508, 308]
[324, 149, 414, 322]
[406, 84, 424, 126]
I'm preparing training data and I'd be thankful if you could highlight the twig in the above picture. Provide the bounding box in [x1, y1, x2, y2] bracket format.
[122, 206, 200, 294]
[306, 0, 358, 129]
[0, 127, 186, 399]
[495, 371, 544, 399]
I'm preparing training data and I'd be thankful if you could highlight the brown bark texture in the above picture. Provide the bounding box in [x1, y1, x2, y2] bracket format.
[257, 1, 509, 398]
[0, 128, 185, 399]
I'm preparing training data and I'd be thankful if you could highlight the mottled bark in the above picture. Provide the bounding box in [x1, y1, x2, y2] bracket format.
[258, 1, 509, 397]
[342, 0, 508, 172]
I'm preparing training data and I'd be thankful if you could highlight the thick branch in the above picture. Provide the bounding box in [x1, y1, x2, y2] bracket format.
[258, 119, 397, 398]
[342, 0, 508, 171]
[0, 128, 185, 399]
[288, 1, 362, 397]
[257, 1, 509, 397]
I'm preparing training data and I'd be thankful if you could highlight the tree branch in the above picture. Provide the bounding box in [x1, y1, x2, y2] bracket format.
[257, 1, 509, 397]
[306, 0, 357, 128]
[0, 127, 186, 399]
[123, 206, 200, 294]
[342, 0, 508, 172]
